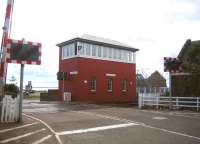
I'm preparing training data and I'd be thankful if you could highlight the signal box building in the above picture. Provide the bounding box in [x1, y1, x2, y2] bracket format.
[57, 35, 138, 103]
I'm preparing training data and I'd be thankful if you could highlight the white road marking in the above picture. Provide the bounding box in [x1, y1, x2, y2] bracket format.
[23, 110, 200, 143]
[23, 113, 63, 144]
[152, 117, 168, 120]
[0, 122, 38, 133]
[57, 123, 138, 136]
[0, 128, 46, 144]
[75, 111, 200, 141]
[171, 114, 200, 120]
[142, 124, 200, 141]
[73, 111, 143, 125]
[32, 135, 52, 144]
[140, 110, 200, 120]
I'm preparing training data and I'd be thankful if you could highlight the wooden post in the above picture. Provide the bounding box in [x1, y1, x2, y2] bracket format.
[169, 73, 172, 110]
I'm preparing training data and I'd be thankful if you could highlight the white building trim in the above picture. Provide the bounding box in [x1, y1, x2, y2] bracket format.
[105, 73, 116, 77]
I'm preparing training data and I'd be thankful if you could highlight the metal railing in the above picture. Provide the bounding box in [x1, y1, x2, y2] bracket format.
[138, 93, 200, 111]
[137, 87, 169, 95]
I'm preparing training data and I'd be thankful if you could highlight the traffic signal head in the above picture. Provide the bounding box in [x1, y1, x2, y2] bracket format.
[57, 72, 68, 80]
[164, 57, 182, 73]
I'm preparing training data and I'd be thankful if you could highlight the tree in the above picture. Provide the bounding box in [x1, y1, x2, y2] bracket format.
[180, 40, 200, 74]
[4, 84, 19, 97]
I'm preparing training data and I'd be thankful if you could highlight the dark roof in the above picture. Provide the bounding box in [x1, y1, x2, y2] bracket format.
[57, 34, 139, 52]
[148, 71, 166, 87]
[178, 39, 200, 61]
[136, 71, 166, 87]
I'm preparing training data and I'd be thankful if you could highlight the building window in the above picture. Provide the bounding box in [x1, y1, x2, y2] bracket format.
[108, 48, 112, 59]
[123, 51, 128, 62]
[69, 44, 75, 56]
[62, 44, 74, 59]
[78, 42, 84, 55]
[103, 47, 107, 58]
[117, 49, 121, 60]
[107, 78, 113, 92]
[90, 78, 96, 91]
[128, 52, 132, 62]
[62, 46, 67, 59]
[66, 47, 69, 57]
[132, 52, 135, 63]
[85, 43, 91, 56]
[122, 80, 127, 92]
[113, 49, 117, 59]
[92, 45, 97, 56]
[62, 42, 135, 63]
[98, 46, 102, 57]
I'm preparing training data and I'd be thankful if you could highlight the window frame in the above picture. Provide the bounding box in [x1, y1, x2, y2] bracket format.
[107, 78, 113, 92]
[77, 42, 85, 56]
[91, 45, 97, 57]
[122, 79, 128, 92]
[85, 43, 91, 56]
[108, 48, 112, 59]
[103, 47, 107, 58]
[97, 46, 102, 57]
[90, 78, 97, 92]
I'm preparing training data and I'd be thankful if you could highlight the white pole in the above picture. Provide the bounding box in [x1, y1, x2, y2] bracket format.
[176, 97, 179, 109]
[18, 64, 24, 122]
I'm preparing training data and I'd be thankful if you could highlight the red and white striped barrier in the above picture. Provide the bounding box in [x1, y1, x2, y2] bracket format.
[0, 0, 14, 81]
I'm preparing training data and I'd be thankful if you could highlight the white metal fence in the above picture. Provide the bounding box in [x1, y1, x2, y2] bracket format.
[1, 95, 20, 123]
[137, 87, 168, 95]
[138, 94, 200, 111]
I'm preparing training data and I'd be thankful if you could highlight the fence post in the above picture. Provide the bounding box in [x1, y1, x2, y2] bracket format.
[1, 96, 5, 122]
[197, 97, 199, 112]
[176, 97, 179, 110]
[143, 88, 146, 107]
[156, 96, 159, 110]
[138, 93, 142, 109]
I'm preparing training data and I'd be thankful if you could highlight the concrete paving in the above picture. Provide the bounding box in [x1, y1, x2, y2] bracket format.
[0, 100, 200, 144]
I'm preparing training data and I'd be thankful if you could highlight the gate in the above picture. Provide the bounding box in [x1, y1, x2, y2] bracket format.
[1, 95, 20, 123]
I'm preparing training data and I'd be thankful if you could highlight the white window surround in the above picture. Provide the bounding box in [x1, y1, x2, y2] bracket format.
[106, 73, 116, 77]
[62, 42, 136, 64]
[70, 71, 78, 75]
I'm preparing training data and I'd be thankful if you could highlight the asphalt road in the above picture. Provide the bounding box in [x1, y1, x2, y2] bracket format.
[0, 100, 200, 144]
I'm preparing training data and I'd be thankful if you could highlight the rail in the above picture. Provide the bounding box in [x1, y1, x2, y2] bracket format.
[138, 93, 199, 111]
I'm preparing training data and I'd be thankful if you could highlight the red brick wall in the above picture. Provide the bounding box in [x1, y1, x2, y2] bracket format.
[59, 57, 136, 103]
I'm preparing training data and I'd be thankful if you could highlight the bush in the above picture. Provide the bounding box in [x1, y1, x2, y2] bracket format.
[4, 84, 19, 97]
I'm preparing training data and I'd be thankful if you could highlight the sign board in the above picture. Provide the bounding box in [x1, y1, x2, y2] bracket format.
[6, 39, 41, 65]
[164, 57, 182, 73]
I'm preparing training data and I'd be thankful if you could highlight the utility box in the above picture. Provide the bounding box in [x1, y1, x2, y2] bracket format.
[63, 92, 71, 102]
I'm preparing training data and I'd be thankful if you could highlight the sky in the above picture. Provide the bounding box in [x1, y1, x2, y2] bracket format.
[0, 0, 200, 89]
